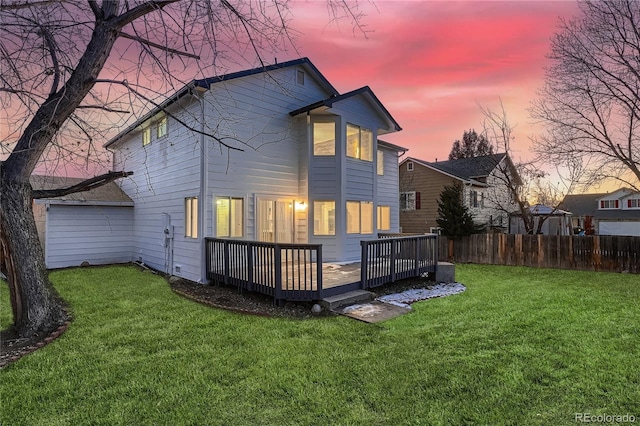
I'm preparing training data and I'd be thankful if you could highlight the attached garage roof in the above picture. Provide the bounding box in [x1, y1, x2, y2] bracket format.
[30, 175, 133, 206]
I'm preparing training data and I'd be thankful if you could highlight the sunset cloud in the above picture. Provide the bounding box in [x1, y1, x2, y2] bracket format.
[287, 0, 579, 162]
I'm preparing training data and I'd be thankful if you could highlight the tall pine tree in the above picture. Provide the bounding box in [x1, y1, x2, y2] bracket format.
[436, 182, 484, 237]
[448, 129, 494, 160]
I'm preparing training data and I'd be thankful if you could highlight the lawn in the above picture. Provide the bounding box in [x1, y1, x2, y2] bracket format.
[1, 265, 638, 425]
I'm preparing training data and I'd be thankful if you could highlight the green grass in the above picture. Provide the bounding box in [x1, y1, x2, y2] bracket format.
[1, 265, 639, 425]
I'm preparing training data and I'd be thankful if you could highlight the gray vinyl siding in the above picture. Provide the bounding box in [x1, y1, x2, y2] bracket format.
[45, 205, 133, 269]
[206, 66, 331, 246]
[377, 147, 401, 232]
[114, 97, 203, 282]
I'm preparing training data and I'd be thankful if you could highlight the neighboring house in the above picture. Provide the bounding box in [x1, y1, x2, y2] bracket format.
[30, 175, 134, 268]
[562, 188, 640, 236]
[509, 204, 573, 235]
[398, 153, 520, 234]
[104, 57, 406, 283]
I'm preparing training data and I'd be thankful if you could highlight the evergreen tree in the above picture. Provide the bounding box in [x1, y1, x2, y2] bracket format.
[448, 129, 494, 160]
[436, 182, 484, 237]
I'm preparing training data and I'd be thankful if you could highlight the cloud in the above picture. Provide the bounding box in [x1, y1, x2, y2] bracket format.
[286, 0, 579, 162]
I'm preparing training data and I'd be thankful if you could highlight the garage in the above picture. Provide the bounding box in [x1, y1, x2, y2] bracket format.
[32, 176, 134, 269]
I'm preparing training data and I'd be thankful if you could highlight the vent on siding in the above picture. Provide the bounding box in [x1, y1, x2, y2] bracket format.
[296, 69, 305, 85]
[174, 265, 182, 274]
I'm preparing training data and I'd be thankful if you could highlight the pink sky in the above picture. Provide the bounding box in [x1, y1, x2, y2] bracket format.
[285, 1, 579, 163]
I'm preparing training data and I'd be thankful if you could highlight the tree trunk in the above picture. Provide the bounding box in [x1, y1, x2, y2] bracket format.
[0, 178, 67, 338]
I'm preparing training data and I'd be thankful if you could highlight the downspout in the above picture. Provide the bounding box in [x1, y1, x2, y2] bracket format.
[198, 86, 208, 284]
[306, 111, 312, 244]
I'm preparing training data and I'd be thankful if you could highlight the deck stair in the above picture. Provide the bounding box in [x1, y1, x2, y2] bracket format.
[320, 289, 374, 310]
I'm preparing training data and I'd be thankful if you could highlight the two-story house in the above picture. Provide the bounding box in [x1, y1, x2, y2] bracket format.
[398, 153, 520, 234]
[562, 188, 640, 236]
[104, 58, 406, 283]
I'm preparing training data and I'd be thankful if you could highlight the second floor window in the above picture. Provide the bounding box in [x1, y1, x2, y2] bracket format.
[313, 122, 335, 156]
[142, 127, 151, 146]
[600, 200, 619, 209]
[400, 192, 417, 211]
[157, 117, 167, 138]
[346, 124, 373, 161]
[377, 150, 384, 175]
[470, 190, 483, 208]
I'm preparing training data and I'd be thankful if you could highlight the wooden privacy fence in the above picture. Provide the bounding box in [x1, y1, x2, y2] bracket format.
[205, 238, 323, 302]
[361, 234, 438, 288]
[438, 234, 640, 273]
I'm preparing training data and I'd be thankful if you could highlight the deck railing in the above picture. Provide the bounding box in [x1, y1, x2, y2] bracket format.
[360, 234, 438, 289]
[205, 238, 323, 303]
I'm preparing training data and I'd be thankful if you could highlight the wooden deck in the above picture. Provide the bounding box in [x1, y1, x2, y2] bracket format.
[205, 235, 438, 303]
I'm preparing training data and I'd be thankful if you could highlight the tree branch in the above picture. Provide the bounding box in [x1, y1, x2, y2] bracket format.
[118, 31, 200, 59]
[32, 170, 133, 199]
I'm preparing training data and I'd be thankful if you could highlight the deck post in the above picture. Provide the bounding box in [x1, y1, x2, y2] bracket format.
[274, 244, 282, 303]
[414, 237, 421, 277]
[317, 245, 323, 298]
[223, 240, 230, 285]
[390, 239, 397, 283]
[360, 241, 368, 289]
[247, 242, 254, 292]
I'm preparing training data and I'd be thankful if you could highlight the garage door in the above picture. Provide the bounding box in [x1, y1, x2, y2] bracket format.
[599, 221, 640, 237]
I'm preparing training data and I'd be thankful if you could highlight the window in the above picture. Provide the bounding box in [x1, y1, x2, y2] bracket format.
[628, 199, 640, 208]
[216, 197, 244, 237]
[157, 116, 167, 138]
[314, 201, 335, 236]
[377, 150, 384, 175]
[346, 124, 373, 161]
[600, 200, 619, 209]
[185, 197, 198, 238]
[400, 192, 417, 210]
[377, 205, 391, 231]
[346, 201, 373, 234]
[361, 201, 373, 234]
[470, 190, 483, 208]
[313, 122, 335, 156]
[407, 161, 414, 171]
[430, 227, 442, 235]
[296, 69, 305, 85]
[142, 127, 151, 146]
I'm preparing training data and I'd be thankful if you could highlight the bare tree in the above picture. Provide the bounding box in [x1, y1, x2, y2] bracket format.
[531, 0, 640, 191]
[0, 0, 364, 340]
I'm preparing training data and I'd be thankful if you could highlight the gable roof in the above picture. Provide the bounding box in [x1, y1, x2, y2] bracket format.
[30, 175, 133, 206]
[289, 86, 402, 134]
[562, 189, 640, 220]
[105, 58, 337, 148]
[560, 193, 604, 216]
[402, 153, 518, 186]
[426, 153, 507, 180]
[378, 139, 408, 153]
